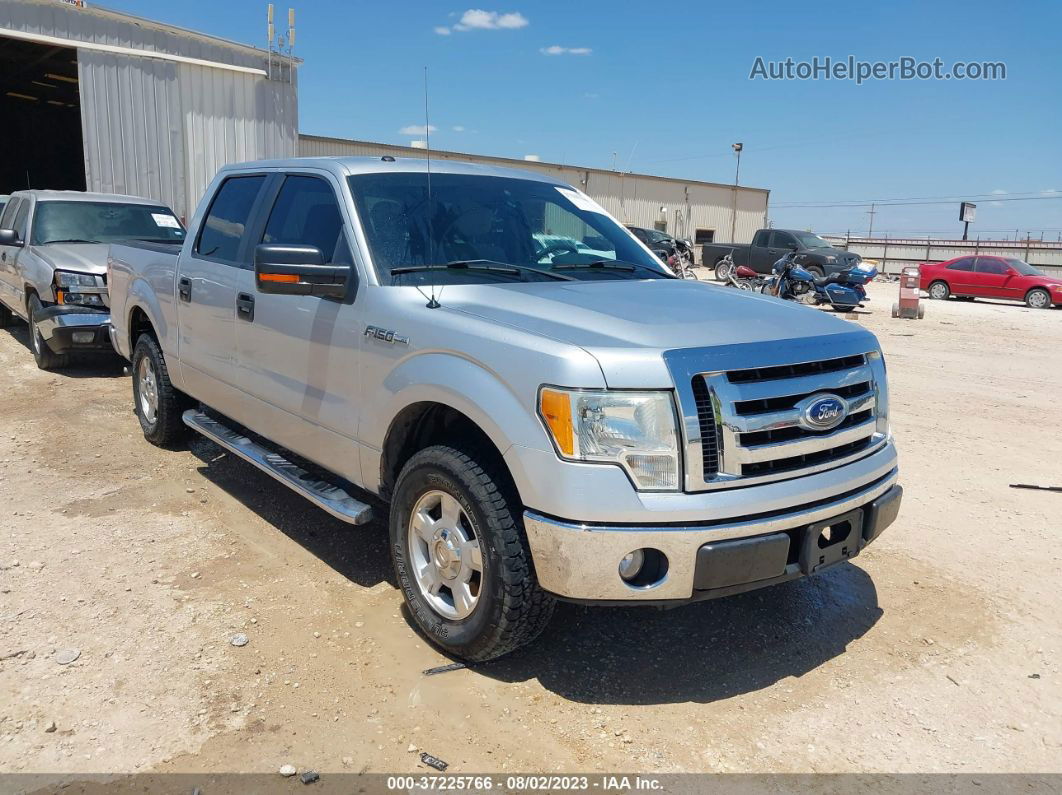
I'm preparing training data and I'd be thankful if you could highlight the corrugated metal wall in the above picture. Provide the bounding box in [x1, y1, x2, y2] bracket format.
[826, 235, 1062, 276]
[299, 135, 769, 247]
[2, 0, 298, 220]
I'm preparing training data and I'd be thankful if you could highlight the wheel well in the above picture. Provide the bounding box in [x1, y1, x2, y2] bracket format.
[1025, 286, 1049, 298]
[128, 306, 156, 352]
[380, 402, 513, 502]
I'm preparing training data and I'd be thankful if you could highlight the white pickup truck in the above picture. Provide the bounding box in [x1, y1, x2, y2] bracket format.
[108, 157, 901, 660]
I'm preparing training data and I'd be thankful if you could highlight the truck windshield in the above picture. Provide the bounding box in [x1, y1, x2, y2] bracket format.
[793, 232, 832, 249]
[347, 172, 671, 284]
[31, 201, 185, 246]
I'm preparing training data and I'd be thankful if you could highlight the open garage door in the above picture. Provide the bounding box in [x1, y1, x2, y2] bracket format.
[0, 36, 86, 194]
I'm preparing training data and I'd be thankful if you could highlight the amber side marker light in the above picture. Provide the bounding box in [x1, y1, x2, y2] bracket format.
[259, 273, 300, 284]
[539, 388, 575, 456]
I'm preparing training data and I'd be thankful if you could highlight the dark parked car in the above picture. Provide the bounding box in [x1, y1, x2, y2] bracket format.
[702, 228, 861, 281]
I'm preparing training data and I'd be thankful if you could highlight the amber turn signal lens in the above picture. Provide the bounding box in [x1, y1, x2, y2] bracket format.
[539, 388, 574, 456]
[259, 273, 299, 284]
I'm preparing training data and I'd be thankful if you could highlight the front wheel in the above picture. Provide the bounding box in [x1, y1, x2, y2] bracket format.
[390, 445, 555, 661]
[714, 258, 734, 282]
[1026, 288, 1051, 309]
[28, 295, 70, 370]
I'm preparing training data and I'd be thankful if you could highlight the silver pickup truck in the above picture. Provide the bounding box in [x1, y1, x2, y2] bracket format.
[108, 157, 901, 661]
[0, 190, 184, 369]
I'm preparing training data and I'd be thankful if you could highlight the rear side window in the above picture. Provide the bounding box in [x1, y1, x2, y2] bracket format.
[975, 258, 1007, 275]
[947, 257, 975, 271]
[769, 231, 795, 248]
[196, 175, 266, 262]
[752, 230, 770, 247]
[261, 175, 348, 262]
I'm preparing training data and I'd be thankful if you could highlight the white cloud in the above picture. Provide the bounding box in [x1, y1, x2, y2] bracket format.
[442, 9, 528, 33]
[399, 124, 437, 135]
[452, 125, 466, 132]
[991, 189, 1008, 195]
[540, 45, 592, 56]
[1042, 188, 1059, 195]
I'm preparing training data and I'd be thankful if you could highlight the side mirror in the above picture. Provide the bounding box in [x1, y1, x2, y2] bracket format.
[0, 229, 23, 247]
[254, 244, 349, 299]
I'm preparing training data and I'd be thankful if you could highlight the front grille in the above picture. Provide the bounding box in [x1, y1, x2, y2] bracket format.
[691, 375, 721, 478]
[688, 350, 885, 489]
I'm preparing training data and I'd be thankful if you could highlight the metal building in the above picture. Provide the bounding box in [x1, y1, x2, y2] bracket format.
[0, 0, 298, 219]
[300, 135, 770, 247]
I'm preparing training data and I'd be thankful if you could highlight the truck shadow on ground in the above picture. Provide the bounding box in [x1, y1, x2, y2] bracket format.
[188, 438, 881, 706]
[1, 323, 126, 378]
[476, 565, 882, 705]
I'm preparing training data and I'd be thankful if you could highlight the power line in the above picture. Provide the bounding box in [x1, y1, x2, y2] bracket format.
[774, 194, 1062, 209]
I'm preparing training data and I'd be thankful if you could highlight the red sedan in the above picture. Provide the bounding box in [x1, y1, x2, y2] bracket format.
[920, 255, 1062, 308]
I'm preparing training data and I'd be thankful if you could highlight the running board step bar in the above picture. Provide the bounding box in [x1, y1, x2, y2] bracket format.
[182, 410, 373, 525]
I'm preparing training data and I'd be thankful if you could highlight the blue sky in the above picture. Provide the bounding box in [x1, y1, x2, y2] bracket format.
[102, 0, 1062, 239]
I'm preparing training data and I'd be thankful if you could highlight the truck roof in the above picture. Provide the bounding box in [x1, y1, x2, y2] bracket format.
[217, 156, 569, 186]
[8, 190, 170, 206]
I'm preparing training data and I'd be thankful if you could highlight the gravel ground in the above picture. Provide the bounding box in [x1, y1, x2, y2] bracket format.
[0, 281, 1059, 775]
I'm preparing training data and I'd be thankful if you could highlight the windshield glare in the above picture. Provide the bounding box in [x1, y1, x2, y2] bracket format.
[794, 232, 831, 249]
[31, 201, 185, 245]
[1005, 258, 1043, 276]
[347, 173, 671, 284]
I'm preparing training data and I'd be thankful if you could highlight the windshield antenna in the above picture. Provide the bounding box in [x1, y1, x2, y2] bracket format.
[423, 66, 440, 309]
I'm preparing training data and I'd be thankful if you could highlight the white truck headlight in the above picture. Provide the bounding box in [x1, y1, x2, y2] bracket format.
[55, 271, 104, 288]
[539, 388, 681, 490]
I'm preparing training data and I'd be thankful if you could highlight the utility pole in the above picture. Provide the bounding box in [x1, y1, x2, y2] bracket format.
[729, 142, 743, 243]
[866, 203, 877, 238]
[611, 151, 617, 171]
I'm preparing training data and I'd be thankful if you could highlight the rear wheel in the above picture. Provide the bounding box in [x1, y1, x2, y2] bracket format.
[928, 281, 950, 300]
[131, 333, 193, 446]
[390, 445, 555, 661]
[1026, 288, 1051, 309]
[806, 265, 825, 278]
[28, 295, 70, 371]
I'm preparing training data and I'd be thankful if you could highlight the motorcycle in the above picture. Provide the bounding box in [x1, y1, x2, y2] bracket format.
[652, 241, 699, 280]
[724, 263, 767, 291]
[762, 253, 877, 312]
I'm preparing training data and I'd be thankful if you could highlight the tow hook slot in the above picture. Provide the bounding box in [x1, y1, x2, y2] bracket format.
[800, 508, 863, 575]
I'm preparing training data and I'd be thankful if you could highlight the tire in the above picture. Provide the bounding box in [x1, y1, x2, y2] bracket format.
[1025, 288, 1051, 309]
[806, 265, 825, 278]
[28, 295, 70, 370]
[917, 303, 925, 319]
[390, 445, 555, 661]
[131, 333, 193, 446]
[891, 303, 899, 318]
[714, 258, 734, 282]
[928, 281, 950, 300]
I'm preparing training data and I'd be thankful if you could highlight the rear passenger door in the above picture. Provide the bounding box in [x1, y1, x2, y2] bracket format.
[233, 171, 363, 484]
[176, 173, 268, 419]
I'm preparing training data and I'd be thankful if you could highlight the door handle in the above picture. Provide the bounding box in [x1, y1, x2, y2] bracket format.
[178, 277, 191, 302]
[236, 292, 255, 322]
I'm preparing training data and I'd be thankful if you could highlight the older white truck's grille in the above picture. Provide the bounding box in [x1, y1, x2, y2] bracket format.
[684, 350, 888, 491]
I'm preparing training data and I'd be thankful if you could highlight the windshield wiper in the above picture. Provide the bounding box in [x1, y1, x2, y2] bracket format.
[41, 238, 101, 245]
[552, 260, 675, 278]
[392, 260, 576, 282]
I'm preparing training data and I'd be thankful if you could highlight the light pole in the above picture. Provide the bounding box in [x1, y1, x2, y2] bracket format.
[729, 142, 743, 243]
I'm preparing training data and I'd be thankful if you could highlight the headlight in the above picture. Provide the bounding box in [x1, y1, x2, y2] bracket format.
[55, 271, 104, 288]
[60, 293, 105, 307]
[538, 388, 680, 490]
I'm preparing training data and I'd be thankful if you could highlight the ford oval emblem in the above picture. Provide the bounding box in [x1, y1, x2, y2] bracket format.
[799, 393, 849, 431]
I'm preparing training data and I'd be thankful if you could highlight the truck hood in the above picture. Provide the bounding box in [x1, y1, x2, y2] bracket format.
[443, 279, 877, 387]
[30, 243, 110, 276]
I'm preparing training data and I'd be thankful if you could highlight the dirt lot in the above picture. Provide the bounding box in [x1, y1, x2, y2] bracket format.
[1, 281, 1060, 776]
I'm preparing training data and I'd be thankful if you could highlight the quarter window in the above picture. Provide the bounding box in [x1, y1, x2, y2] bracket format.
[196, 175, 266, 262]
[946, 257, 975, 271]
[975, 258, 1007, 275]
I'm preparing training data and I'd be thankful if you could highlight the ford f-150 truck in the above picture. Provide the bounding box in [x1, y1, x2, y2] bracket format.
[703, 228, 863, 282]
[108, 157, 901, 661]
[0, 190, 184, 369]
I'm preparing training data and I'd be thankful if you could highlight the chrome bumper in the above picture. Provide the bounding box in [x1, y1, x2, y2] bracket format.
[37, 310, 111, 341]
[525, 468, 899, 602]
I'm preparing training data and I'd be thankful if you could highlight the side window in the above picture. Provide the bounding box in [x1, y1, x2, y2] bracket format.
[261, 175, 348, 263]
[694, 229, 715, 244]
[752, 229, 770, 247]
[975, 258, 1006, 275]
[12, 201, 31, 241]
[769, 231, 795, 249]
[947, 257, 975, 271]
[0, 198, 20, 230]
[195, 175, 266, 263]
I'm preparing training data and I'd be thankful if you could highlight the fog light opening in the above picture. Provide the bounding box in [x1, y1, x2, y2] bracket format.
[618, 548, 669, 588]
[71, 331, 95, 344]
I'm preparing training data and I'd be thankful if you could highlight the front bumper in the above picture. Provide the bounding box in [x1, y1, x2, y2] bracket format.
[524, 472, 901, 603]
[35, 305, 113, 355]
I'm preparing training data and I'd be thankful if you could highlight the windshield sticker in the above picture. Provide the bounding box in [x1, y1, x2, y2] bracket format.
[556, 187, 607, 215]
[152, 213, 181, 229]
